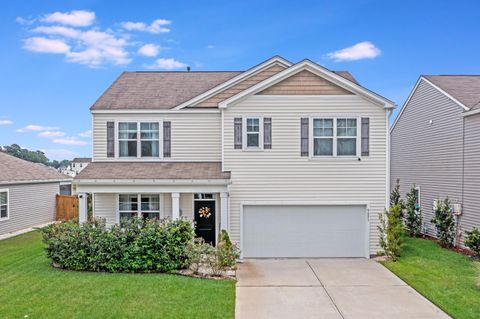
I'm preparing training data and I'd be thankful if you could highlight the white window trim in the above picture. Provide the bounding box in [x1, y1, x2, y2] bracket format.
[116, 121, 163, 160]
[415, 186, 421, 209]
[309, 116, 361, 159]
[118, 193, 160, 220]
[0, 188, 9, 221]
[243, 116, 264, 151]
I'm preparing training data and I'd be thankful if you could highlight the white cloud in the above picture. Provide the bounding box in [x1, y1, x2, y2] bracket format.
[17, 125, 60, 132]
[326, 41, 381, 62]
[207, 44, 215, 49]
[147, 58, 187, 70]
[43, 149, 78, 160]
[23, 37, 70, 54]
[38, 131, 65, 138]
[121, 19, 171, 34]
[33, 25, 81, 38]
[42, 10, 95, 27]
[53, 137, 89, 146]
[78, 130, 92, 137]
[138, 43, 160, 57]
[31, 27, 130, 67]
[0, 120, 13, 125]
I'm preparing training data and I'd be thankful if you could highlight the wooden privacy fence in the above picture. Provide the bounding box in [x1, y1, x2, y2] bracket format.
[56, 194, 79, 221]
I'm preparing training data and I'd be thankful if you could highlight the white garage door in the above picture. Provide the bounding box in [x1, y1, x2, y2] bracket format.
[242, 205, 368, 258]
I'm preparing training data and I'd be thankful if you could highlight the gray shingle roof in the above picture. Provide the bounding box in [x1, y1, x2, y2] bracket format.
[72, 157, 92, 163]
[90, 69, 359, 111]
[424, 75, 480, 110]
[75, 162, 230, 180]
[91, 71, 242, 110]
[0, 152, 71, 184]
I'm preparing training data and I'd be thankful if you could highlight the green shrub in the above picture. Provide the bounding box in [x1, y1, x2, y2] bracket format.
[464, 228, 480, 258]
[216, 230, 240, 269]
[404, 185, 422, 237]
[42, 218, 195, 273]
[390, 178, 403, 208]
[185, 238, 214, 274]
[378, 204, 404, 261]
[431, 198, 455, 248]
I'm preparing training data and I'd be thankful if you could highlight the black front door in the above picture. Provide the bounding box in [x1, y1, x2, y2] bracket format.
[194, 200, 216, 245]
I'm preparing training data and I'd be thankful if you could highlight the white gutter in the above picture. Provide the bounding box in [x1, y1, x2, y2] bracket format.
[0, 178, 72, 186]
[74, 178, 231, 186]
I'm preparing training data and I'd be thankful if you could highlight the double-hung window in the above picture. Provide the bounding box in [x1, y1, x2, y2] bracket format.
[119, 194, 160, 220]
[118, 122, 160, 158]
[0, 190, 8, 220]
[312, 117, 358, 157]
[245, 117, 261, 148]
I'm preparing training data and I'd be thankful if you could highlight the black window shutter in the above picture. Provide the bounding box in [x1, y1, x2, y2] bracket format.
[263, 117, 272, 149]
[163, 121, 171, 158]
[107, 121, 115, 158]
[300, 118, 309, 156]
[361, 117, 370, 156]
[234, 117, 242, 149]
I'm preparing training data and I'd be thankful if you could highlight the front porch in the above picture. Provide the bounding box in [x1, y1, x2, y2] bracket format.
[73, 161, 231, 244]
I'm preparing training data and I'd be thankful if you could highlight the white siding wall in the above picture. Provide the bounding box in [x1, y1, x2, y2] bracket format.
[0, 182, 59, 235]
[223, 95, 388, 254]
[93, 193, 116, 225]
[390, 80, 464, 236]
[462, 114, 480, 234]
[92, 112, 221, 162]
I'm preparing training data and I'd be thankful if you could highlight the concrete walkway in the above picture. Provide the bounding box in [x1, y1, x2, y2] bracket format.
[236, 259, 450, 319]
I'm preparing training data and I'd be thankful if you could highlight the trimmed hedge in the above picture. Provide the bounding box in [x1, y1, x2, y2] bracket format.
[42, 218, 195, 273]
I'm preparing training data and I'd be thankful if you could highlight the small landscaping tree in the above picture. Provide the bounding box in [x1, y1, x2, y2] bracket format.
[431, 197, 455, 248]
[390, 179, 403, 208]
[404, 185, 422, 237]
[464, 227, 480, 258]
[378, 204, 404, 261]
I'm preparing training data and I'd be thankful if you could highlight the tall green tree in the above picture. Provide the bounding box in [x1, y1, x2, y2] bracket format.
[404, 185, 422, 236]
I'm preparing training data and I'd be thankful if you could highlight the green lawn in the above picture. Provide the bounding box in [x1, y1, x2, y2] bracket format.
[0, 231, 235, 319]
[382, 237, 480, 319]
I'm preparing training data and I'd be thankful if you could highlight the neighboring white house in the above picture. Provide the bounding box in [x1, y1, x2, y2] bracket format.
[71, 158, 91, 176]
[0, 152, 72, 236]
[74, 56, 395, 258]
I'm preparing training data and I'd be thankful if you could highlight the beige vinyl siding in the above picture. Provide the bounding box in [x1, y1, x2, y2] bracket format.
[390, 80, 464, 236]
[93, 112, 221, 162]
[0, 182, 58, 236]
[162, 193, 194, 220]
[462, 114, 480, 233]
[194, 64, 286, 107]
[223, 95, 388, 255]
[93, 193, 116, 225]
[257, 70, 353, 95]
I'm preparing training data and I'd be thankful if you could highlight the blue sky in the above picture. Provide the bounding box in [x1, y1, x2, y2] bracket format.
[1, 0, 479, 159]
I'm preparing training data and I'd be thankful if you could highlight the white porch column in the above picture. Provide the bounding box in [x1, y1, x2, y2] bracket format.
[171, 192, 180, 220]
[78, 192, 87, 223]
[220, 192, 229, 231]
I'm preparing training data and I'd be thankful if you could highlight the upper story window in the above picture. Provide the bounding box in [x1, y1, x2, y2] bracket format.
[118, 122, 160, 158]
[245, 117, 261, 148]
[0, 190, 8, 220]
[312, 118, 358, 157]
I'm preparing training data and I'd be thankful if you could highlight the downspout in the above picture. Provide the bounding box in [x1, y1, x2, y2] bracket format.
[456, 115, 466, 245]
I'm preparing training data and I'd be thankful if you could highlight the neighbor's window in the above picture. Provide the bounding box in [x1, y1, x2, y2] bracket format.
[312, 118, 358, 157]
[119, 123, 138, 157]
[119, 194, 160, 220]
[119, 122, 160, 158]
[246, 118, 260, 148]
[414, 187, 421, 209]
[0, 191, 8, 219]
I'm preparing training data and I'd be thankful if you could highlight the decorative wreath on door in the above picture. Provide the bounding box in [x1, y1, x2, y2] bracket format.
[198, 206, 211, 218]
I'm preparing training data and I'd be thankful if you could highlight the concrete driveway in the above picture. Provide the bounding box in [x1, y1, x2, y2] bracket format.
[236, 259, 450, 319]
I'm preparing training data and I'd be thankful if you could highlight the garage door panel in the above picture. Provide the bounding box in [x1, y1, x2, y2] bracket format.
[243, 205, 367, 258]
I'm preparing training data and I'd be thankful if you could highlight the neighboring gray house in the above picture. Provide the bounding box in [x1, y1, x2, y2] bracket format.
[0, 152, 72, 236]
[75, 56, 395, 258]
[391, 75, 480, 241]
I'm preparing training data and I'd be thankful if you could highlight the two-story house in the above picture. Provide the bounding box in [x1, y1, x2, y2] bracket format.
[71, 157, 91, 177]
[74, 56, 395, 258]
[391, 75, 480, 242]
